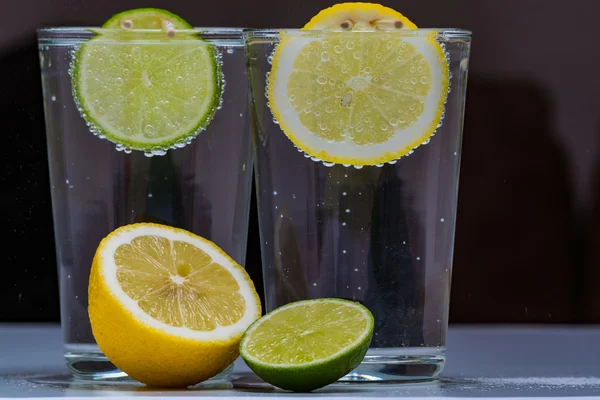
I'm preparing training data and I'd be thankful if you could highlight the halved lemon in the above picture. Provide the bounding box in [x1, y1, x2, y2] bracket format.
[88, 223, 261, 387]
[268, 2, 449, 166]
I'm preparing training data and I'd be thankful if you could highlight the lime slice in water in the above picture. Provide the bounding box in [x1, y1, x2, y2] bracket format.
[240, 298, 374, 392]
[102, 8, 193, 29]
[71, 9, 222, 154]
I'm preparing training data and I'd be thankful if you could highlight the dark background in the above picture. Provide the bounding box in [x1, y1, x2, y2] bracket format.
[2, 0, 600, 324]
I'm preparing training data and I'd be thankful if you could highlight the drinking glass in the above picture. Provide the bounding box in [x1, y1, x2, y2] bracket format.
[245, 28, 471, 382]
[38, 27, 252, 380]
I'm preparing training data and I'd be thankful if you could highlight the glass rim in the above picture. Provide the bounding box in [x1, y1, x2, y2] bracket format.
[245, 28, 471, 39]
[37, 26, 471, 36]
[37, 27, 245, 37]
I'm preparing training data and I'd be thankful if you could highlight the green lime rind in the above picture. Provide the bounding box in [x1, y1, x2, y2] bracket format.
[240, 298, 374, 392]
[70, 33, 223, 153]
[102, 8, 193, 29]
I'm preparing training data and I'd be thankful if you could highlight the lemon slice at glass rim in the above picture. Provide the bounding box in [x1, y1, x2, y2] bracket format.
[268, 4, 449, 166]
[71, 9, 223, 154]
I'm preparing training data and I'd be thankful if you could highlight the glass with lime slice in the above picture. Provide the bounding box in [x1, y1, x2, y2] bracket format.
[38, 10, 253, 381]
[245, 20, 471, 382]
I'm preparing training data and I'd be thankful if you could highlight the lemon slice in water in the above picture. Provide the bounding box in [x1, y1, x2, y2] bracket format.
[268, 2, 449, 166]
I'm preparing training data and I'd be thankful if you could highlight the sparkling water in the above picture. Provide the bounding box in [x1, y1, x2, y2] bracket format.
[246, 29, 471, 382]
[38, 28, 252, 380]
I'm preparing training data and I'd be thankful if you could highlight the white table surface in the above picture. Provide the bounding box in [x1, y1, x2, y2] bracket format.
[1, 324, 599, 399]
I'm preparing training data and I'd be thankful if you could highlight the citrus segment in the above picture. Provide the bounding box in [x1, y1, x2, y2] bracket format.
[88, 223, 261, 387]
[240, 298, 374, 392]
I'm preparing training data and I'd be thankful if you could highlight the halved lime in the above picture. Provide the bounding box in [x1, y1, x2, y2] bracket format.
[102, 8, 193, 29]
[240, 298, 374, 392]
[71, 9, 222, 153]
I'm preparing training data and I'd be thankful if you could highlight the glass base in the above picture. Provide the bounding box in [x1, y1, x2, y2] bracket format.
[64, 344, 233, 382]
[340, 347, 445, 382]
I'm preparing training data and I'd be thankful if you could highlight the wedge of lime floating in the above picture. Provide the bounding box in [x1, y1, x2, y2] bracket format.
[240, 298, 374, 392]
[71, 8, 223, 154]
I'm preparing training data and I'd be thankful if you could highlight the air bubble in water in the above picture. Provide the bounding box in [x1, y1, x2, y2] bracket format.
[165, 69, 172, 76]
[176, 76, 184, 84]
[226, 48, 234, 54]
[322, 161, 335, 167]
[353, 165, 363, 169]
[144, 125, 156, 135]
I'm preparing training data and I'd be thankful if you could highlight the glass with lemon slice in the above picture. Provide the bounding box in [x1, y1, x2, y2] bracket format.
[38, 12, 254, 381]
[245, 2, 471, 382]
